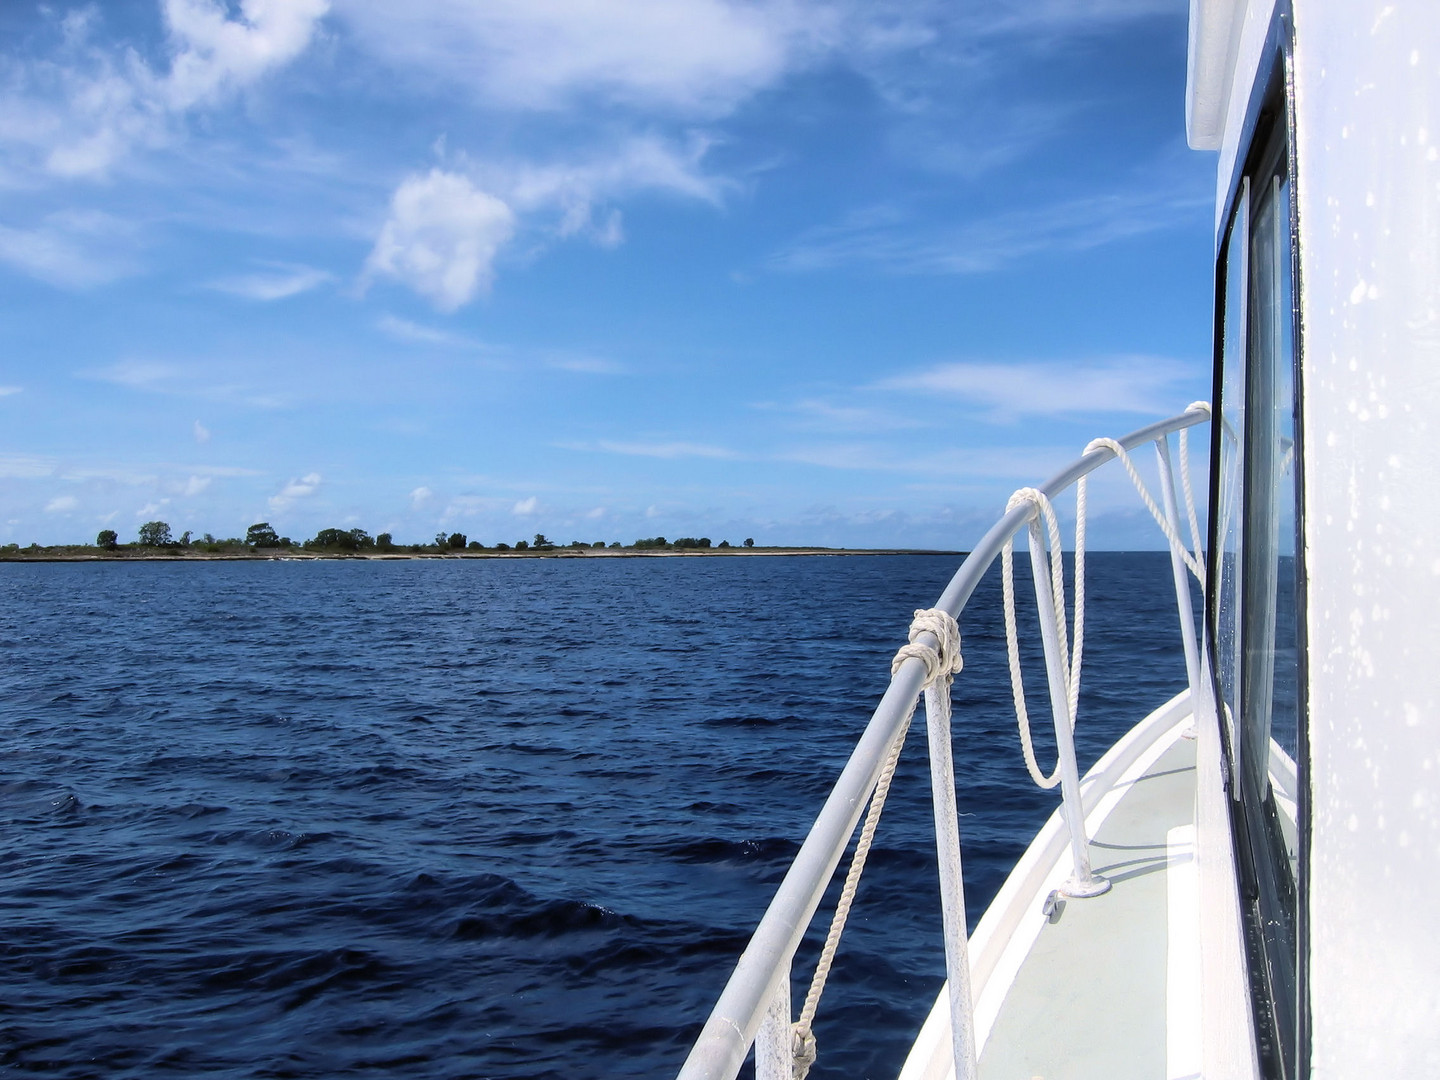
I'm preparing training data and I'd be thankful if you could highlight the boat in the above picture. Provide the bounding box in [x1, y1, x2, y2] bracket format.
[674, 1, 1439, 1077]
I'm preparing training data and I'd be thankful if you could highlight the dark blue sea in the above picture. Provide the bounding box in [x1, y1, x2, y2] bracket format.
[0, 553, 1191, 1079]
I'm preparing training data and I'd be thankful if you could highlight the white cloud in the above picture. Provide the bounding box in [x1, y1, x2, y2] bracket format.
[545, 354, 627, 375]
[365, 169, 516, 311]
[193, 419, 211, 443]
[512, 496, 538, 515]
[584, 506, 606, 519]
[2, 0, 329, 182]
[877, 356, 1198, 419]
[80, 360, 291, 409]
[336, 0, 837, 115]
[208, 263, 334, 301]
[410, 485, 434, 508]
[269, 471, 322, 510]
[0, 456, 54, 479]
[777, 442, 1075, 479]
[496, 134, 729, 222]
[756, 398, 926, 432]
[0, 387, 21, 397]
[45, 495, 79, 513]
[181, 475, 212, 496]
[594, 440, 740, 460]
[85, 360, 182, 388]
[0, 211, 139, 288]
[163, 0, 331, 111]
[770, 184, 1209, 276]
[377, 314, 482, 348]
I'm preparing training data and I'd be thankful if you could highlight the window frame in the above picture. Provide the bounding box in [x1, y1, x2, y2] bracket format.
[1203, 7, 1310, 1077]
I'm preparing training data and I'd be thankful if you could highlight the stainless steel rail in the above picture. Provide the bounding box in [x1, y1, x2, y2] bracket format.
[675, 406, 1211, 1080]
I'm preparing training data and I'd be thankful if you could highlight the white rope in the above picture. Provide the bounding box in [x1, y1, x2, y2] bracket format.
[1178, 402, 1210, 568]
[1001, 489, 1082, 789]
[1000, 404, 1210, 793]
[790, 609, 962, 1080]
[1084, 434, 1206, 584]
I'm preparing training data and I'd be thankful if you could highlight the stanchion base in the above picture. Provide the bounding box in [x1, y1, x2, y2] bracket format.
[1059, 873, 1112, 899]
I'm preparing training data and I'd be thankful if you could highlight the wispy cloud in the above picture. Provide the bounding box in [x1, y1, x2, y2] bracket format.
[877, 355, 1197, 419]
[769, 185, 1208, 276]
[0, 0, 329, 182]
[269, 471, 322, 511]
[777, 441, 1076, 480]
[366, 134, 731, 307]
[44, 495, 79, 513]
[0, 210, 139, 287]
[590, 439, 741, 460]
[0, 386, 22, 398]
[512, 495, 538, 515]
[208, 262, 334, 301]
[81, 360, 292, 408]
[337, 0, 838, 116]
[377, 314, 483, 348]
[545, 354, 627, 375]
[193, 419, 211, 443]
[752, 398, 926, 432]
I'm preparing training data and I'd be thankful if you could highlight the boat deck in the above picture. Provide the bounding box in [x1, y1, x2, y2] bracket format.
[899, 695, 1200, 1080]
[978, 736, 1197, 1080]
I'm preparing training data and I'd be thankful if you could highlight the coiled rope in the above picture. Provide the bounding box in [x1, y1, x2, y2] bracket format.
[790, 609, 962, 1079]
[1002, 403, 1210, 791]
[1001, 487, 1081, 788]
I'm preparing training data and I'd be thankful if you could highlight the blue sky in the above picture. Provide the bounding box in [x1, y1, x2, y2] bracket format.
[1, 0, 1216, 549]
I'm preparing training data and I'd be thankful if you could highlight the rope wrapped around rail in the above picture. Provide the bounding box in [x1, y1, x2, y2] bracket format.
[789, 609, 963, 1080]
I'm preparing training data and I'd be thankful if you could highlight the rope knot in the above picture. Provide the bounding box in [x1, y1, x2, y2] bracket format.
[890, 608, 962, 688]
[1005, 486, 1047, 516]
[790, 1023, 817, 1080]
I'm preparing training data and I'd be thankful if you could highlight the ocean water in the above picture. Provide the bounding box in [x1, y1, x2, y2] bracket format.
[0, 553, 1191, 1079]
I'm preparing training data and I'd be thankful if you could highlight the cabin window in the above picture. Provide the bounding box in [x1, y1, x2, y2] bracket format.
[1210, 108, 1304, 1078]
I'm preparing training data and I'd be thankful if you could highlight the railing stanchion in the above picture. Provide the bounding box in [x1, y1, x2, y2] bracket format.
[1155, 437, 1202, 705]
[755, 965, 790, 1080]
[1025, 524, 1109, 898]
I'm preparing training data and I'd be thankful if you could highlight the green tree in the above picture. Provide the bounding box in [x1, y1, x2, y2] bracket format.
[515, 539, 529, 551]
[533, 533, 553, 550]
[448, 532, 467, 549]
[138, 521, 172, 546]
[246, 522, 280, 547]
[718, 540, 731, 548]
[306, 527, 373, 551]
[178, 530, 192, 546]
[376, 532, 394, 551]
[96, 529, 118, 550]
[743, 537, 755, 548]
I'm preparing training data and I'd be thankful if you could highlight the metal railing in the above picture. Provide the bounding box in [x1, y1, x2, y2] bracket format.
[675, 406, 1210, 1080]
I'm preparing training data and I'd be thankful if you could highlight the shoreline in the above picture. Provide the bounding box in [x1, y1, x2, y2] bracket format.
[0, 547, 966, 563]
